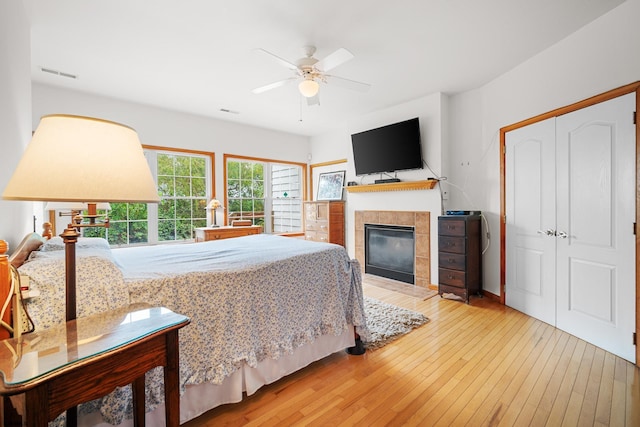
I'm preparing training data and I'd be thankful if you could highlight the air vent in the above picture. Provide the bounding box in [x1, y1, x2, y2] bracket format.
[40, 67, 77, 79]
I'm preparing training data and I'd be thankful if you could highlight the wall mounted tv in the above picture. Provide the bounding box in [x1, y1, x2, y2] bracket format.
[351, 117, 423, 178]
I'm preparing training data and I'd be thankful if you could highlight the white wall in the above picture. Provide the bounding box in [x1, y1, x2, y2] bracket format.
[448, 0, 640, 295]
[0, 2, 35, 249]
[32, 83, 311, 217]
[310, 92, 446, 284]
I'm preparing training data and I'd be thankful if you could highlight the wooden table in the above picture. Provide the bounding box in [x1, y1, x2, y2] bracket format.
[0, 304, 190, 426]
[194, 225, 262, 242]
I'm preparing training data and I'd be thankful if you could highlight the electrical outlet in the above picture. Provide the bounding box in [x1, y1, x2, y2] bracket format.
[442, 190, 449, 200]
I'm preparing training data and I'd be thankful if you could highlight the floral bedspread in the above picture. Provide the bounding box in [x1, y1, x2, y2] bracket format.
[18, 235, 368, 425]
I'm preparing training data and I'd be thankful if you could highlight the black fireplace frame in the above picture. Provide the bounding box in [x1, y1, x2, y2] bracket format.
[364, 223, 415, 284]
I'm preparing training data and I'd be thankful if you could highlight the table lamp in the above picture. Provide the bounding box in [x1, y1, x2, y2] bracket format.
[2, 114, 160, 323]
[206, 199, 222, 227]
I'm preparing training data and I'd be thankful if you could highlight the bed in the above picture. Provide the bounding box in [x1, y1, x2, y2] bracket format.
[3, 233, 369, 426]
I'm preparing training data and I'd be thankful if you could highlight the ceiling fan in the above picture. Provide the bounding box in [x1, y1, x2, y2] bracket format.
[251, 46, 371, 106]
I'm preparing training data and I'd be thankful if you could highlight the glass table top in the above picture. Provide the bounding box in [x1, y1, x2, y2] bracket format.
[0, 304, 189, 389]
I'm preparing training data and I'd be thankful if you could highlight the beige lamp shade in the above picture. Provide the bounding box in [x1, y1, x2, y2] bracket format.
[206, 199, 222, 210]
[44, 202, 86, 211]
[2, 114, 160, 204]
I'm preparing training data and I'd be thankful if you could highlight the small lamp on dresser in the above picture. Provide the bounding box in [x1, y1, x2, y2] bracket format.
[206, 199, 222, 227]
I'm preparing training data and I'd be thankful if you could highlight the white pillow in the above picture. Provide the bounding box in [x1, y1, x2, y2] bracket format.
[41, 236, 110, 251]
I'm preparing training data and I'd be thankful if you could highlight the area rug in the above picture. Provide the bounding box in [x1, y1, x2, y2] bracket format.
[363, 296, 430, 350]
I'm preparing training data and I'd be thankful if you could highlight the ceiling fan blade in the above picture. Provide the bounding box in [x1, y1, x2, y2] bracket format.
[255, 48, 299, 71]
[252, 77, 297, 94]
[325, 75, 371, 92]
[306, 93, 320, 106]
[314, 48, 354, 72]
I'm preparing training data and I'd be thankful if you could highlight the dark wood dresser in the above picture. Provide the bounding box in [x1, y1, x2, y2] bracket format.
[438, 214, 482, 303]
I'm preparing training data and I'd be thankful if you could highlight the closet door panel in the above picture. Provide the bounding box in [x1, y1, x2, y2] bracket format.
[505, 118, 557, 325]
[556, 92, 636, 363]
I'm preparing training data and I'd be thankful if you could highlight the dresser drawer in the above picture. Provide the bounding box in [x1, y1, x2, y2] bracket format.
[439, 253, 466, 270]
[439, 283, 469, 301]
[305, 220, 326, 231]
[438, 219, 467, 236]
[438, 236, 466, 254]
[439, 268, 466, 288]
[303, 201, 344, 247]
[305, 230, 328, 242]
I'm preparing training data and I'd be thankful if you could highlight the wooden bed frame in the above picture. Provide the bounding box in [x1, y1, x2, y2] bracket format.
[0, 240, 11, 340]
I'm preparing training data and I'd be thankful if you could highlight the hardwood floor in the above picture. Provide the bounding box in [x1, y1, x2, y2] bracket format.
[183, 283, 640, 426]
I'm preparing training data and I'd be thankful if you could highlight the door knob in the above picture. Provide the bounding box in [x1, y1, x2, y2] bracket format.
[556, 231, 568, 238]
[537, 229, 555, 236]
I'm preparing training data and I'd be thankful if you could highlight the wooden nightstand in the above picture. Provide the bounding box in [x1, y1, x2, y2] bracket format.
[194, 225, 262, 242]
[0, 304, 189, 426]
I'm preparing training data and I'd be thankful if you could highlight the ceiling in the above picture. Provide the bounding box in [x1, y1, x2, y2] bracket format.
[24, 0, 625, 137]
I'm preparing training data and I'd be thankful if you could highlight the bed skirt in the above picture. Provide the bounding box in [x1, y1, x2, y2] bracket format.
[79, 327, 354, 426]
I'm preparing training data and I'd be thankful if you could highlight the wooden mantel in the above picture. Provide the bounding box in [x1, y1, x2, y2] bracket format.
[345, 179, 438, 193]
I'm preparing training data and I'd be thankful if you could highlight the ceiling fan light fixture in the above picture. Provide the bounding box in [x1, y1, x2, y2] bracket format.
[298, 79, 319, 98]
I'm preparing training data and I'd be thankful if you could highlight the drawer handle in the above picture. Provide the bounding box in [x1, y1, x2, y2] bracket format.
[448, 275, 454, 279]
[448, 258, 455, 263]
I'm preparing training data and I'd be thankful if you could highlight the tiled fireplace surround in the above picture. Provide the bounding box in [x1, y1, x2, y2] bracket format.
[354, 210, 431, 289]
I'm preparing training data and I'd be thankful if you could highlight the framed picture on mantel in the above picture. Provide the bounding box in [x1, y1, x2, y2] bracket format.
[317, 170, 345, 201]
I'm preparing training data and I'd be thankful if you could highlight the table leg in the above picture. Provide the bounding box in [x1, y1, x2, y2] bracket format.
[132, 375, 146, 426]
[25, 386, 47, 427]
[164, 329, 180, 427]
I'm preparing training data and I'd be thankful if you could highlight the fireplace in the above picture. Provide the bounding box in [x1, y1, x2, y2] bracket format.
[365, 224, 415, 284]
[355, 210, 431, 288]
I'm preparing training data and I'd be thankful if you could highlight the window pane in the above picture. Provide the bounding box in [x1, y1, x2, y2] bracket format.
[228, 199, 241, 213]
[159, 220, 176, 241]
[175, 155, 190, 176]
[109, 203, 128, 221]
[158, 176, 174, 197]
[159, 199, 175, 220]
[175, 199, 191, 219]
[228, 179, 240, 198]
[253, 180, 264, 198]
[129, 221, 148, 244]
[83, 227, 105, 238]
[128, 203, 147, 221]
[175, 177, 190, 197]
[241, 199, 253, 212]
[192, 157, 206, 177]
[157, 154, 175, 175]
[253, 163, 264, 180]
[108, 222, 129, 245]
[240, 162, 252, 179]
[228, 161, 239, 179]
[193, 199, 207, 219]
[176, 220, 192, 239]
[240, 180, 252, 197]
[192, 177, 206, 197]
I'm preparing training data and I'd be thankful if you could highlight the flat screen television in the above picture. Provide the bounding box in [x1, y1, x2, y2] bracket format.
[351, 117, 423, 176]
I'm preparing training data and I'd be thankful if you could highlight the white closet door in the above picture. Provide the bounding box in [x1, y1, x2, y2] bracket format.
[555, 93, 636, 362]
[505, 118, 557, 325]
